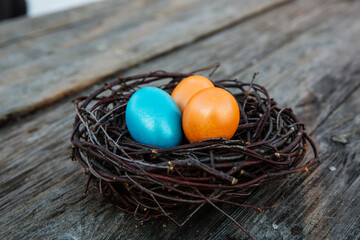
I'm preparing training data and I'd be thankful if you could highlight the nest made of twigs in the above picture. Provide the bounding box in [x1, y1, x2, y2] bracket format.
[70, 65, 319, 237]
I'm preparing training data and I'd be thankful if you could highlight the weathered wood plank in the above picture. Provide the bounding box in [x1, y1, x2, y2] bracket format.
[0, 0, 132, 46]
[1, 0, 360, 239]
[0, 0, 126, 45]
[0, 0, 199, 72]
[0, 0, 290, 124]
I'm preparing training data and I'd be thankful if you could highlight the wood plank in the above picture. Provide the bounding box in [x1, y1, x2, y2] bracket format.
[1, 0, 360, 239]
[0, 0, 199, 72]
[0, 0, 126, 46]
[0, 0, 290, 124]
[302, 90, 360, 240]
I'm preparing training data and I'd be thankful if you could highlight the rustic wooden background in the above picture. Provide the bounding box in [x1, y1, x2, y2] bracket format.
[0, 0, 359, 239]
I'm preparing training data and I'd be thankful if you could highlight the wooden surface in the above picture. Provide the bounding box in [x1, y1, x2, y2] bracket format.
[0, 0, 289, 123]
[0, 0, 359, 239]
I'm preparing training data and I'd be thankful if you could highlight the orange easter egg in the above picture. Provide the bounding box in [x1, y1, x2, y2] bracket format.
[171, 75, 214, 113]
[183, 87, 240, 142]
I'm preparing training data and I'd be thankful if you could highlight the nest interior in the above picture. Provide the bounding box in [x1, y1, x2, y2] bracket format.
[70, 67, 319, 229]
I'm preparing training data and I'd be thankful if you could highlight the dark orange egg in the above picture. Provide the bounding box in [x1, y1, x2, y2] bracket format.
[171, 75, 214, 113]
[182, 87, 240, 142]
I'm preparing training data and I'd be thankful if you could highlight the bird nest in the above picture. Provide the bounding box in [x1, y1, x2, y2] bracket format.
[70, 65, 319, 238]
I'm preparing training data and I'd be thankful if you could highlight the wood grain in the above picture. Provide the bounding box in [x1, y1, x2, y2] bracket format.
[0, 0, 124, 46]
[1, 0, 360, 239]
[0, 0, 290, 124]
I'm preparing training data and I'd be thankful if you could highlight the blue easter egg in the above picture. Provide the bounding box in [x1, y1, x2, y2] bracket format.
[125, 87, 182, 148]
